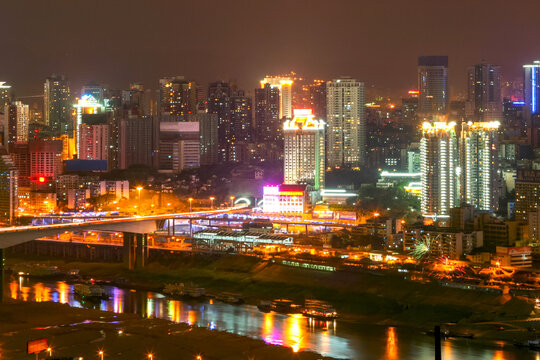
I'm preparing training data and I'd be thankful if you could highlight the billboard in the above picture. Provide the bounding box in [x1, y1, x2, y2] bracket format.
[27, 338, 47, 354]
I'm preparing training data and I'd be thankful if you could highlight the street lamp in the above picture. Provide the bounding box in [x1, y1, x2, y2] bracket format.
[47, 347, 52, 357]
[209, 197, 215, 209]
[98, 350, 104, 360]
[147, 353, 154, 360]
[230, 196, 235, 207]
[188, 198, 193, 212]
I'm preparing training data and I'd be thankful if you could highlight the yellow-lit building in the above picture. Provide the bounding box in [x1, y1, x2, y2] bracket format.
[283, 109, 325, 189]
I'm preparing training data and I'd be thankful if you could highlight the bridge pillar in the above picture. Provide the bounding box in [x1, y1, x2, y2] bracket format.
[135, 234, 148, 269]
[123, 233, 136, 270]
[123, 232, 148, 269]
[0, 248, 4, 303]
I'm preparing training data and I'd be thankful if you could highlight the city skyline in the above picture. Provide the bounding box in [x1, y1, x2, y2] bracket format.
[2, 1, 540, 97]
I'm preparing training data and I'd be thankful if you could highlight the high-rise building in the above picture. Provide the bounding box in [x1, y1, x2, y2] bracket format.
[261, 76, 293, 119]
[14, 101, 29, 143]
[326, 77, 366, 168]
[255, 83, 281, 160]
[207, 81, 232, 161]
[81, 83, 104, 104]
[0, 153, 18, 224]
[523, 61, 540, 115]
[0, 82, 11, 109]
[158, 122, 199, 172]
[515, 170, 540, 222]
[73, 94, 105, 155]
[9, 143, 30, 187]
[78, 123, 110, 161]
[418, 56, 448, 117]
[283, 109, 325, 189]
[460, 121, 501, 213]
[229, 92, 252, 162]
[523, 61, 540, 148]
[29, 139, 63, 181]
[309, 80, 327, 121]
[420, 121, 458, 219]
[465, 64, 502, 122]
[3, 104, 17, 148]
[159, 76, 197, 117]
[119, 115, 155, 169]
[44, 75, 71, 136]
[186, 113, 219, 166]
[3, 101, 29, 147]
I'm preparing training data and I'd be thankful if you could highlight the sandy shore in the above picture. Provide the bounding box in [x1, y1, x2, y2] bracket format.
[0, 300, 337, 360]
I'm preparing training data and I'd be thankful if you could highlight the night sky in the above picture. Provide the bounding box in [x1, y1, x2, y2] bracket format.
[2, 0, 540, 98]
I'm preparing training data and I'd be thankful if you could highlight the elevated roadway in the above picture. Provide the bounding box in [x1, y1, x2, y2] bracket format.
[0, 207, 246, 249]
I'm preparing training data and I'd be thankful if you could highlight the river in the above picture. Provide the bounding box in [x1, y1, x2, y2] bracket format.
[6, 278, 539, 360]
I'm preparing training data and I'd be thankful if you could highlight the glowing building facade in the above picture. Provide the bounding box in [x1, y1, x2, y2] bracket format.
[73, 94, 105, 155]
[326, 77, 366, 168]
[260, 76, 293, 119]
[283, 109, 325, 189]
[460, 121, 501, 213]
[420, 121, 458, 219]
[262, 184, 307, 214]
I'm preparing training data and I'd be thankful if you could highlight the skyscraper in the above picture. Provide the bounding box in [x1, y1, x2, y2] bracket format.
[326, 77, 366, 168]
[523, 61, 540, 115]
[309, 80, 327, 122]
[29, 139, 63, 181]
[81, 83, 104, 104]
[0, 153, 18, 225]
[229, 91, 252, 162]
[44, 75, 71, 136]
[465, 64, 502, 122]
[418, 56, 448, 117]
[78, 123, 110, 161]
[207, 81, 232, 162]
[187, 113, 219, 166]
[523, 61, 540, 148]
[159, 76, 197, 118]
[73, 95, 105, 155]
[0, 82, 11, 109]
[255, 83, 281, 152]
[260, 76, 293, 119]
[3, 101, 29, 147]
[283, 109, 325, 189]
[420, 121, 458, 219]
[460, 121, 501, 213]
[119, 115, 155, 169]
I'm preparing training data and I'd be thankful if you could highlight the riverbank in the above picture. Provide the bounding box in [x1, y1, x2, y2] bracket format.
[6, 254, 538, 346]
[0, 300, 337, 360]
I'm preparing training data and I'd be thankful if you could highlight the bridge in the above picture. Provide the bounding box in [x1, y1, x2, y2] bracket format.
[0, 208, 247, 249]
[0, 207, 247, 301]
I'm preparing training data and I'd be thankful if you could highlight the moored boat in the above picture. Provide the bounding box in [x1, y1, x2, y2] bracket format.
[270, 299, 302, 314]
[302, 300, 338, 320]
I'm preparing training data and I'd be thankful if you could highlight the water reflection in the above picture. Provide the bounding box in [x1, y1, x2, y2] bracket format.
[386, 326, 398, 360]
[7, 279, 538, 360]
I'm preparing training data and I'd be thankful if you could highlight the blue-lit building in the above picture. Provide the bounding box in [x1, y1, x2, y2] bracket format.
[523, 61, 540, 115]
[523, 61, 540, 148]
